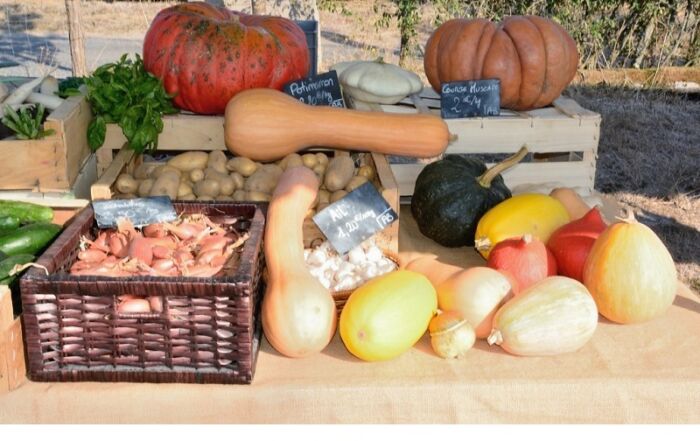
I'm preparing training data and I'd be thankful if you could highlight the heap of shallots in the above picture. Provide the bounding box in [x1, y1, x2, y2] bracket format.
[69, 214, 248, 277]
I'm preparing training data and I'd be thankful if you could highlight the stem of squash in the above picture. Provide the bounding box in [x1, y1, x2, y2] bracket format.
[487, 329, 503, 346]
[474, 237, 491, 251]
[615, 208, 637, 224]
[477, 145, 529, 188]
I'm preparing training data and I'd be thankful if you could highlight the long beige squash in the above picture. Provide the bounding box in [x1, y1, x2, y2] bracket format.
[261, 166, 337, 358]
[224, 88, 451, 161]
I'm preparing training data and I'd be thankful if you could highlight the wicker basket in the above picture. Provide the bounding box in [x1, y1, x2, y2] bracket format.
[20, 202, 265, 385]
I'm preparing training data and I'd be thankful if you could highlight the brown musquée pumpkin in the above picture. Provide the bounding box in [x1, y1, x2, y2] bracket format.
[424, 16, 578, 110]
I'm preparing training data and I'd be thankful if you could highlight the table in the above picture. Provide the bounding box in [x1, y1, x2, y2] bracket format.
[1, 207, 699, 423]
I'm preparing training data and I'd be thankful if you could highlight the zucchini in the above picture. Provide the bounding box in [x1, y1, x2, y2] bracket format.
[0, 215, 21, 235]
[0, 253, 35, 284]
[0, 200, 54, 223]
[0, 222, 61, 256]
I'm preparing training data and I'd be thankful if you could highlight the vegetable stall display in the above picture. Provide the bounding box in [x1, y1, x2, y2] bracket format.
[424, 15, 578, 110]
[143, 1, 310, 115]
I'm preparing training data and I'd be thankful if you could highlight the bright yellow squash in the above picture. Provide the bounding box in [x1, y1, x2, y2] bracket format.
[475, 193, 569, 259]
[340, 270, 437, 361]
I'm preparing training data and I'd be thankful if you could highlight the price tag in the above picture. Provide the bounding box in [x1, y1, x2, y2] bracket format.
[283, 70, 345, 108]
[312, 182, 397, 255]
[92, 196, 178, 229]
[440, 79, 500, 119]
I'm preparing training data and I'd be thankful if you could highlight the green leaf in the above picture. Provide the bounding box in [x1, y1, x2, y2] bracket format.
[88, 116, 107, 151]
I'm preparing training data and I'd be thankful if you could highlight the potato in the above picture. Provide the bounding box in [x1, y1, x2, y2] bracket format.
[133, 162, 159, 180]
[115, 173, 138, 195]
[205, 168, 235, 196]
[279, 153, 303, 170]
[149, 170, 180, 200]
[185, 170, 202, 184]
[216, 195, 234, 201]
[151, 164, 182, 179]
[330, 190, 348, 203]
[316, 202, 329, 213]
[305, 208, 315, 218]
[301, 153, 317, 168]
[247, 191, 271, 202]
[232, 190, 247, 201]
[357, 165, 375, 180]
[345, 175, 369, 192]
[318, 189, 330, 204]
[194, 179, 221, 198]
[179, 193, 196, 201]
[197, 195, 215, 201]
[315, 152, 329, 166]
[207, 151, 228, 174]
[312, 163, 326, 180]
[113, 192, 136, 200]
[167, 151, 209, 172]
[230, 172, 244, 191]
[138, 179, 154, 197]
[324, 156, 355, 192]
[226, 157, 259, 177]
[245, 167, 281, 194]
[262, 163, 283, 179]
[177, 181, 193, 198]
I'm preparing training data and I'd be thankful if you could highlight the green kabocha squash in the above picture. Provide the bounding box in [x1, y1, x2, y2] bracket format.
[411, 146, 528, 247]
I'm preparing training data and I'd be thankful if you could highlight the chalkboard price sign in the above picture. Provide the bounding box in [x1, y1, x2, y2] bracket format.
[283, 70, 345, 108]
[440, 79, 500, 119]
[92, 196, 178, 229]
[312, 182, 397, 255]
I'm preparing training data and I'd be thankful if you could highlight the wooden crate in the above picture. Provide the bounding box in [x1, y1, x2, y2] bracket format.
[1, 286, 26, 393]
[92, 144, 399, 256]
[0, 153, 97, 226]
[348, 88, 601, 197]
[0, 95, 93, 192]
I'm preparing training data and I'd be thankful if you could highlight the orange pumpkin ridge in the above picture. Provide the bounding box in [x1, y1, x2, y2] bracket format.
[424, 15, 578, 111]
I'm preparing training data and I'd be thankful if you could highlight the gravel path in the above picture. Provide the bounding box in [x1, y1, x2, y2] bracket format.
[0, 31, 143, 78]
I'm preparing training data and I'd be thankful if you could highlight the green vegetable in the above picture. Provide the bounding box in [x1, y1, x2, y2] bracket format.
[0, 200, 54, 223]
[0, 222, 61, 256]
[1, 104, 55, 140]
[410, 147, 527, 247]
[0, 216, 20, 235]
[0, 254, 35, 285]
[57, 76, 85, 98]
[85, 53, 177, 154]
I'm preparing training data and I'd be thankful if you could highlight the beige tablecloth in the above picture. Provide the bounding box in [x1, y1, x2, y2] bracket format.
[1, 207, 699, 423]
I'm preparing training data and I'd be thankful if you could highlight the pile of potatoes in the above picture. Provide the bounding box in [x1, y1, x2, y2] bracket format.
[112, 150, 378, 216]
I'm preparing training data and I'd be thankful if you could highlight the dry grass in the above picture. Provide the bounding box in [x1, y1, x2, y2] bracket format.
[0, 0, 180, 37]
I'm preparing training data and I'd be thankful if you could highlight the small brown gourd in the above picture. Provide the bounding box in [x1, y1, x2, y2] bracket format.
[225, 89, 451, 161]
[261, 167, 337, 358]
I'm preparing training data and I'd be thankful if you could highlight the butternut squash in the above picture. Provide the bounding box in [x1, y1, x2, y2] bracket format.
[224, 88, 451, 161]
[261, 167, 337, 358]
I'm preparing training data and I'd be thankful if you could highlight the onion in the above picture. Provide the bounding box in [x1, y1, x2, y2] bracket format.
[436, 267, 515, 339]
[429, 310, 475, 359]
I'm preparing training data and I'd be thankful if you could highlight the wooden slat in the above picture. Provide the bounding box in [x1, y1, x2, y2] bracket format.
[552, 96, 601, 119]
[371, 151, 399, 256]
[91, 144, 135, 200]
[392, 161, 596, 197]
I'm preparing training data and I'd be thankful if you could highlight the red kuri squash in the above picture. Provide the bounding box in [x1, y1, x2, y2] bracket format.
[486, 235, 557, 292]
[547, 207, 607, 282]
[143, 2, 310, 114]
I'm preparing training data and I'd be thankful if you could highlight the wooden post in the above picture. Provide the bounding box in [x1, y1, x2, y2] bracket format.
[65, 0, 88, 77]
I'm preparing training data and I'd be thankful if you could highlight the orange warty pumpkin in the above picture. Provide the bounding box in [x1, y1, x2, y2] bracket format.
[143, 2, 310, 114]
[424, 16, 578, 110]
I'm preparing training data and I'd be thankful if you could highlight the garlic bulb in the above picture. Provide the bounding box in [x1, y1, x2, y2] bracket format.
[304, 239, 397, 292]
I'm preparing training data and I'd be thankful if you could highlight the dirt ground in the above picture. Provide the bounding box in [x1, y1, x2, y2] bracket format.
[1, 0, 698, 290]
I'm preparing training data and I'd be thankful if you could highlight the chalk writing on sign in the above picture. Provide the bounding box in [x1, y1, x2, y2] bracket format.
[441, 79, 500, 119]
[312, 182, 397, 255]
[92, 196, 178, 229]
[283, 70, 345, 108]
